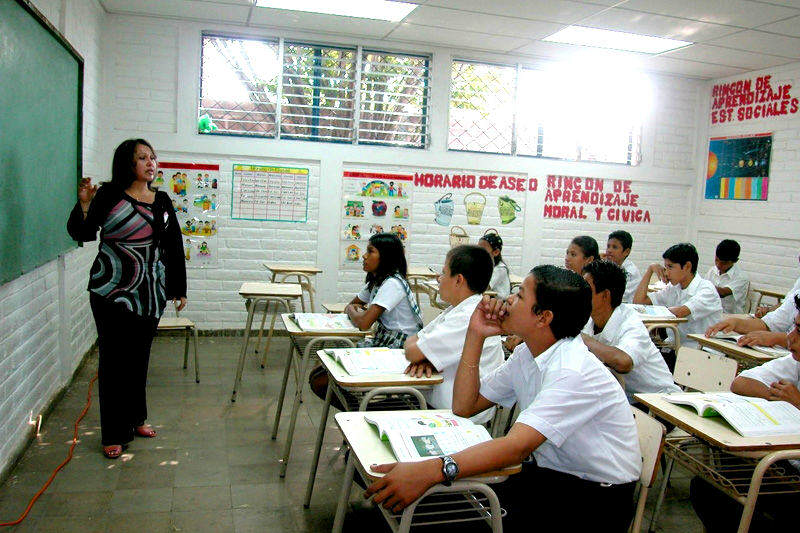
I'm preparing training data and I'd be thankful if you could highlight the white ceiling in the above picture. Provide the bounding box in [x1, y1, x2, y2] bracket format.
[97, 0, 800, 79]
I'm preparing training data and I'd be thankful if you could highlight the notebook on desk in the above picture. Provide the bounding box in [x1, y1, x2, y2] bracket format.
[289, 313, 361, 333]
[630, 304, 676, 320]
[710, 332, 790, 357]
[324, 347, 408, 376]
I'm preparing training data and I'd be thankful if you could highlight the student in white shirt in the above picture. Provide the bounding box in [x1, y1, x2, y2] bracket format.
[478, 232, 511, 298]
[365, 265, 641, 532]
[706, 239, 749, 314]
[605, 230, 642, 303]
[691, 295, 800, 533]
[403, 245, 504, 423]
[633, 243, 722, 351]
[581, 260, 680, 402]
[564, 235, 598, 274]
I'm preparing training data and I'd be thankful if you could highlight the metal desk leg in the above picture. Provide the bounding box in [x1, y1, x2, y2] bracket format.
[278, 338, 316, 478]
[261, 298, 292, 368]
[192, 325, 200, 384]
[304, 379, 333, 508]
[254, 300, 270, 355]
[332, 454, 356, 533]
[231, 298, 256, 402]
[271, 338, 296, 440]
[182, 328, 189, 369]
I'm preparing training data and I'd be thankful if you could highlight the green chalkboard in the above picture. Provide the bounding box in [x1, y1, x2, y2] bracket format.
[0, 0, 83, 284]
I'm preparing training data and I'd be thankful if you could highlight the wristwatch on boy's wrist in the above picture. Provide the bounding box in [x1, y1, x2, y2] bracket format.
[440, 455, 459, 486]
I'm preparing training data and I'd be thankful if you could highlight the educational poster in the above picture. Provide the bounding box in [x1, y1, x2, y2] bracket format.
[231, 164, 309, 222]
[705, 134, 772, 201]
[340, 171, 414, 267]
[159, 162, 220, 268]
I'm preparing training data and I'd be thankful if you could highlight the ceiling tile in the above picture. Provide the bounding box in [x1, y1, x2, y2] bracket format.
[579, 7, 741, 42]
[424, 0, 609, 25]
[755, 14, 800, 36]
[387, 22, 530, 52]
[661, 43, 796, 69]
[403, 6, 565, 39]
[748, 0, 800, 7]
[101, 0, 251, 22]
[640, 55, 748, 78]
[248, 8, 398, 37]
[514, 40, 650, 65]
[621, 0, 799, 27]
[706, 29, 800, 58]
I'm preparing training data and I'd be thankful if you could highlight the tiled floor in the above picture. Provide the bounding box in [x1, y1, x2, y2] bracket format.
[0, 337, 703, 532]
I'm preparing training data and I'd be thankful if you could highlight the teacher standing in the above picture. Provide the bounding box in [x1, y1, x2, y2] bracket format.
[67, 138, 186, 459]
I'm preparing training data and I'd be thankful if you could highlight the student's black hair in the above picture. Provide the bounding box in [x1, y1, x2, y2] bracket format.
[478, 232, 504, 266]
[715, 239, 741, 263]
[608, 230, 633, 252]
[571, 235, 599, 261]
[447, 245, 494, 294]
[365, 233, 408, 291]
[529, 265, 592, 339]
[795, 294, 800, 316]
[662, 243, 699, 274]
[583, 260, 627, 309]
[110, 138, 156, 191]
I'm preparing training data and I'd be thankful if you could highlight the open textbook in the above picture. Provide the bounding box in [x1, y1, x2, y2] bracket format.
[365, 412, 492, 462]
[289, 313, 360, 333]
[664, 392, 800, 437]
[711, 332, 791, 357]
[629, 304, 676, 319]
[325, 347, 408, 376]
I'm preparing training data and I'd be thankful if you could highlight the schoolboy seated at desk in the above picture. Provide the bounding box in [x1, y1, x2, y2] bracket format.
[403, 245, 504, 424]
[581, 261, 680, 402]
[633, 243, 722, 353]
[364, 265, 641, 532]
[690, 295, 800, 533]
[604, 230, 642, 303]
[706, 280, 799, 348]
[706, 239, 749, 315]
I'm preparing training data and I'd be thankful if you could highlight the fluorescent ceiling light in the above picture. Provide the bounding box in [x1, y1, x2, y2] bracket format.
[543, 26, 692, 54]
[254, 0, 417, 22]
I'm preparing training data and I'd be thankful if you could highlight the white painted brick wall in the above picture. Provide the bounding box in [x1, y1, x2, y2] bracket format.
[652, 78, 701, 171]
[0, 0, 105, 477]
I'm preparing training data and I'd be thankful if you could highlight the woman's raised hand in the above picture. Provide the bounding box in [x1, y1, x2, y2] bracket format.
[78, 177, 98, 209]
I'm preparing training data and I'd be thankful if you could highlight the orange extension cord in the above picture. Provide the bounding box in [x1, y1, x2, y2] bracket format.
[0, 372, 98, 527]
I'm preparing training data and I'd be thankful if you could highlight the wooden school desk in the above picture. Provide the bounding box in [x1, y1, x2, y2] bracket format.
[687, 334, 778, 369]
[332, 411, 521, 533]
[272, 313, 370, 478]
[231, 282, 303, 402]
[752, 287, 785, 310]
[635, 393, 800, 533]
[322, 302, 348, 314]
[509, 273, 523, 291]
[303, 349, 444, 507]
[407, 265, 439, 306]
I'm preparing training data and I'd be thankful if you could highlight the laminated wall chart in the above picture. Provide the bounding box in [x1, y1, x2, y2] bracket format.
[340, 171, 413, 267]
[231, 164, 309, 222]
[158, 162, 220, 268]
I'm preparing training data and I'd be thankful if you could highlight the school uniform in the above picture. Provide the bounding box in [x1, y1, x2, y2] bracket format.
[691, 354, 800, 532]
[706, 264, 750, 314]
[415, 294, 504, 423]
[790, 276, 800, 295]
[582, 304, 680, 402]
[649, 275, 723, 349]
[480, 336, 641, 531]
[762, 288, 800, 334]
[621, 258, 642, 303]
[357, 275, 422, 346]
[488, 261, 511, 298]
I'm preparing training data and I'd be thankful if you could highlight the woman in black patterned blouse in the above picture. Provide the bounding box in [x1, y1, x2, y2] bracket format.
[68, 139, 187, 459]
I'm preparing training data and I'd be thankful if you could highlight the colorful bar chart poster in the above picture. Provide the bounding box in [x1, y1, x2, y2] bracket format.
[231, 164, 309, 222]
[705, 133, 772, 201]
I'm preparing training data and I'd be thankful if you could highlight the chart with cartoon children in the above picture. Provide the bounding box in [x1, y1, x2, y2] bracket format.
[158, 162, 220, 268]
[340, 170, 414, 267]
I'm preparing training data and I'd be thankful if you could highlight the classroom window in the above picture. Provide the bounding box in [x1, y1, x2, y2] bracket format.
[199, 34, 430, 148]
[199, 35, 280, 137]
[449, 60, 644, 165]
[358, 51, 430, 148]
[448, 60, 516, 154]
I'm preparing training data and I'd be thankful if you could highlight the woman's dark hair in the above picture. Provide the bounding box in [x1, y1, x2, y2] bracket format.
[479, 232, 504, 266]
[571, 235, 599, 261]
[366, 233, 408, 290]
[529, 265, 591, 339]
[110, 138, 156, 190]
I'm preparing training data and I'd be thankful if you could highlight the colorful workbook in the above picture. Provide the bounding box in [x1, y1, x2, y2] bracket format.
[325, 347, 408, 376]
[629, 304, 676, 319]
[290, 313, 360, 333]
[663, 391, 800, 437]
[711, 332, 791, 358]
[364, 412, 492, 462]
